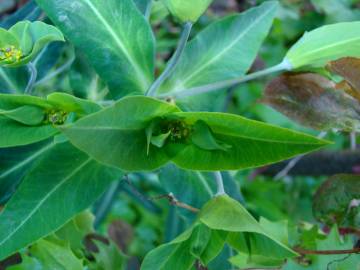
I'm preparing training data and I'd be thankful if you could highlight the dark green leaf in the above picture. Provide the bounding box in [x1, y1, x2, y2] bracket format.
[0, 142, 122, 260]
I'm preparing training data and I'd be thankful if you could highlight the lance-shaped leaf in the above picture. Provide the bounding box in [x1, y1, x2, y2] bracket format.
[313, 174, 360, 226]
[262, 73, 360, 132]
[0, 21, 64, 67]
[62, 96, 329, 171]
[161, 1, 278, 93]
[0, 141, 122, 261]
[285, 21, 360, 69]
[169, 112, 329, 170]
[35, 0, 155, 98]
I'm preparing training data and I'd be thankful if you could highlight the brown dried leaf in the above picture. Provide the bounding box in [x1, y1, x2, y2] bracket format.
[262, 73, 360, 131]
[327, 57, 360, 94]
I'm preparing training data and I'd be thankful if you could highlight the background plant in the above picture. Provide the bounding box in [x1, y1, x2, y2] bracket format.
[0, 0, 359, 269]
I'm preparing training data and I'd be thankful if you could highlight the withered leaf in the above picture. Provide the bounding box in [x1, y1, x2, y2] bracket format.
[262, 73, 360, 131]
[327, 57, 360, 95]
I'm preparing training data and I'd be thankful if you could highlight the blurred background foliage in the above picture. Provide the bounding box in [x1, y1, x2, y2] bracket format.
[0, 0, 359, 269]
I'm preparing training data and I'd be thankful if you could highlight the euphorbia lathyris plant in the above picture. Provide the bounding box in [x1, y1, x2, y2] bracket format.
[0, 0, 359, 269]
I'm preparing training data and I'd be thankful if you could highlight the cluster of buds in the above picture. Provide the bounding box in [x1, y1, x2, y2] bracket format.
[164, 120, 192, 141]
[45, 110, 68, 125]
[0, 46, 22, 63]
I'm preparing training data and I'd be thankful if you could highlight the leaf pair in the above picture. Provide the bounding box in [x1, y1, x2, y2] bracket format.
[0, 21, 64, 67]
[141, 195, 297, 270]
[60, 96, 329, 172]
[262, 58, 360, 132]
[0, 92, 101, 147]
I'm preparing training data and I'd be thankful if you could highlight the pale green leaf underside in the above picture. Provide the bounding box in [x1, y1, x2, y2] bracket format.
[286, 21, 360, 68]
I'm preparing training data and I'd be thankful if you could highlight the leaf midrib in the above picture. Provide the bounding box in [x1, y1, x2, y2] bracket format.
[291, 36, 360, 59]
[82, 0, 149, 89]
[178, 4, 276, 88]
[0, 157, 92, 249]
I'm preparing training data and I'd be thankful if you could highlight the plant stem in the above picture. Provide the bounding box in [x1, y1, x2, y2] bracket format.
[24, 62, 37, 94]
[159, 59, 292, 99]
[94, 180, 122, 229]
[146, 22, 193, 96]
[214, 171, 226, 196]
[34, 55, 75, 87]
[294, 247, 360, 255]
[145, 0, 153, 20]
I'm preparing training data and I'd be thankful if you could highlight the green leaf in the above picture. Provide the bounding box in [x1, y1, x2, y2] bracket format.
[0, 140, 55, 203]
[191, 120, 231, 151]
[0, 93, 102, 147]
[47, 92, 102, 116]
[313, 174, 360, 226]
[141, 226, 197, 270]
[29, 237, 83, 270]
[89, 239, 127, 270]
[35, 0, 155, 98]
[0, 141, 122, 260]
[189, 223, 212, 259]
[141, 240, 196, 270]
[61, 96, 181, 171]
[162, 1, 278, 93]
[170, 112, 329, 170]
[285, 21, 360, 69]
[0, 117, 58, 147]
[0, 21, 64, 67]
[199, 195, 298, 259]
[55, 211, 95, 252]
[63, 96, 329, 171]
[0, 105, 45, 125]
[229, 252, 285, 269]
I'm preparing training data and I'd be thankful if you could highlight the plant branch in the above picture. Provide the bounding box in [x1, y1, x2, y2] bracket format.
[151, 193, 200, 213]
[261, 149, 360, 177]
[24, 62, 37, 94]
[94, 179, 123, 228]
[214, 171, 226, 196]
[159, 59, 292, 99]
[274, 131, 327, 180]
[294, 247, 360, 255]
[146, 21, 193, 96]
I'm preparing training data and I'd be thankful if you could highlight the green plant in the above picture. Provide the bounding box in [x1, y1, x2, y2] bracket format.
[0, 1, 359, 269]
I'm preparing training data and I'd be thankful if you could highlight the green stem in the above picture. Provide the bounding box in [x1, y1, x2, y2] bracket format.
[159, 59, 292, 99]
[214, 171, 226, 196]
[145, 0, 153, 20]
[146, 22, 193, 96]
[34, 54, 75, 87]
[24, 62, 37, 94]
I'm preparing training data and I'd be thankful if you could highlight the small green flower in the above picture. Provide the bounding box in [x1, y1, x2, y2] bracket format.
[0, 46, 22, 63]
